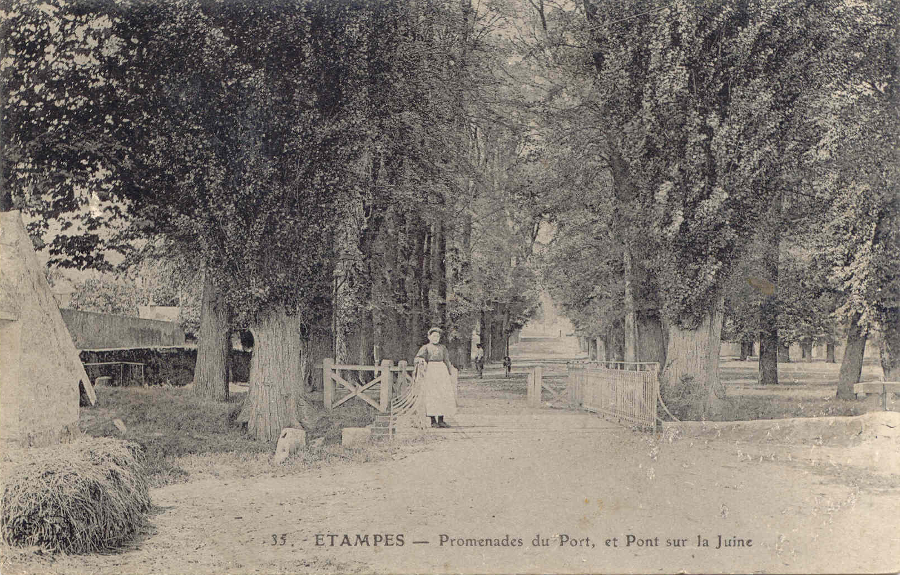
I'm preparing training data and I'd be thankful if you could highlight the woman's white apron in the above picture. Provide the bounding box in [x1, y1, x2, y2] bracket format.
[422, 361, 457, 417]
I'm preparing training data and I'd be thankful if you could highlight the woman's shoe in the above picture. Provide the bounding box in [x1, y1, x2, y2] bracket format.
[438, 420, 450, 428]
[431, 420, 440, 428]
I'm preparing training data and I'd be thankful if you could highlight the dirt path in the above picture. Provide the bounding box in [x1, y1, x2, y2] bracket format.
[6, 340, 899, 574]
[14, 415, 899, 575]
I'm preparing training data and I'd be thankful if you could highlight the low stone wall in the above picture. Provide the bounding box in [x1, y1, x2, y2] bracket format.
[61, 308, 185, 350]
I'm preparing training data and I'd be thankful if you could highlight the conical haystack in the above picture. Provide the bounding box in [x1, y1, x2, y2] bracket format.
[0, 211, 95, 447]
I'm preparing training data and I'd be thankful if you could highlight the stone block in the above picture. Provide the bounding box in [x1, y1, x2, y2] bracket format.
[273, 427, 307, 464]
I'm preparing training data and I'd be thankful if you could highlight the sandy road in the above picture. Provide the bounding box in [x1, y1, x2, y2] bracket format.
[17, 413, 899, 575]
[6, 340, 899, 574]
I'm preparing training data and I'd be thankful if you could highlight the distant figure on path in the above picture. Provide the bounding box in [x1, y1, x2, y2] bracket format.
[503, 355, 512, 378]
[415, 327, 457, 428]
[474, 344, 485, 378]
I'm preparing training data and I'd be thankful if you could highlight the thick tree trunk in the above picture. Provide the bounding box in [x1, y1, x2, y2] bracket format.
[596, 337, 606, 362]
[333, 149, 373, 367]
[836, 313, 868, 400]
[243, 306, 318, 442]
[758, 310, 779, 384]
[758, 196, 780, 384]
[637, 312, 667, 367]
[358, 313, 374, 367]
[193, 272, 230, 401]
[490, 312, 504, 361]
[479, 309, 490, 361]
[778, 342, 791, 363]
[334, 232, 363, 367]
[826, 341, 836, 363]
[661, 295, 726, 418]
[606, 321, 625, 362]
[739, 341, 749, 362]
[880, 314, 900, 380]
[457, 335, 472, 369]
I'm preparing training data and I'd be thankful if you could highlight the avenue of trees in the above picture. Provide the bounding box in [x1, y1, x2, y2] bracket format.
[1, 0, 897, 433]
[2, 0, 540, 440]
[530, 0, 899, 415]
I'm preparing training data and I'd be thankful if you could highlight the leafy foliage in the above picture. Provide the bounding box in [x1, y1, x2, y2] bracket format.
[2, 0, 131, 268]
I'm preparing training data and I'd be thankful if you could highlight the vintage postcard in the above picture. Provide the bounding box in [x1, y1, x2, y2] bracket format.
[1, 0, 898, 573]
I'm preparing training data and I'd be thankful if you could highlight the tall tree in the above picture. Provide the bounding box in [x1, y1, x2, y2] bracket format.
[809, 0, 900, 395]
[115, 0, 348, 439]
[530, 0, 854, 417]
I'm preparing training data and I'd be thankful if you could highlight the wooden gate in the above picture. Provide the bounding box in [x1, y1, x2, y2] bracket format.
[525, 366, 568, 406]
[567, 361, 659, 430]
[322, 359, 415, 413]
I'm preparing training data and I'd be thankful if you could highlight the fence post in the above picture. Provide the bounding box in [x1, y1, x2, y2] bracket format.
[379, 359, 392, 412]
[323, 358, 334, 411]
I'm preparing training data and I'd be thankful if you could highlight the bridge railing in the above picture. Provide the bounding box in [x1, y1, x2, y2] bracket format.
[567, 361, 659, 430]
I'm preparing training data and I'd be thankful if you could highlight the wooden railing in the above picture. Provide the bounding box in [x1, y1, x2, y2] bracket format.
[322, 359, 415, 412]
[567, 361, 660, 430]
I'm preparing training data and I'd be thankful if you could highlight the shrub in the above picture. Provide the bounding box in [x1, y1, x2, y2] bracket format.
[1, 438, 151, 554]
[659, 375, 708, 421]
[79, 348, 252, 386]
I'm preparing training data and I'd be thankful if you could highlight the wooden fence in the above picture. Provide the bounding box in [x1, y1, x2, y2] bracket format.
[525, 366, 569, 407]
[567, 361, 659, 430]
[322, 359, 415, 412]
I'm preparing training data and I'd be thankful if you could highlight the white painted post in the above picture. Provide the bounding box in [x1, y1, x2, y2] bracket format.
[379, 359, 392, 412]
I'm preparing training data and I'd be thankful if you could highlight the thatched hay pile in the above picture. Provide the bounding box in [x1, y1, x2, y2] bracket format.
[1, 437, 151, 553]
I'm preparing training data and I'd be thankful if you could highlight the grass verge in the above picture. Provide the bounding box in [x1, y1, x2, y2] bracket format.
[78, 386, 404, 487]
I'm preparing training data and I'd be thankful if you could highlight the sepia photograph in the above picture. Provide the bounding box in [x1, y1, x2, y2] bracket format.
[0, 0, 898, 573]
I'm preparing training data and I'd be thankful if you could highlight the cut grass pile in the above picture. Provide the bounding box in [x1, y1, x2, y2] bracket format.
[78, 386, 383, 486]
[1, 438, 150, 554]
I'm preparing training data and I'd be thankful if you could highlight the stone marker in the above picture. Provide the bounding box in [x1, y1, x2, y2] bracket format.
[342, 427, 371, 447]
[273, 427, 307, 464]
[113, 418, 127, 433]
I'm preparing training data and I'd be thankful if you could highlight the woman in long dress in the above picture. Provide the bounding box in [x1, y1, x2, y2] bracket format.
[414, 327, 457, 428]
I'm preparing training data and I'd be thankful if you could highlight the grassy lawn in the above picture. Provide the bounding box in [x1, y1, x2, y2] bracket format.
[78, 386, 388, 487]
[711, 356, 893, 421]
